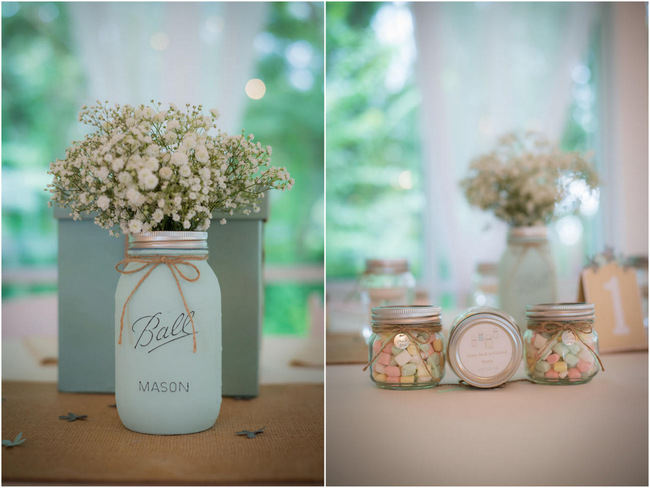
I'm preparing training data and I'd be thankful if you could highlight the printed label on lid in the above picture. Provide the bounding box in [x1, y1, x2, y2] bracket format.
[457, 323, 513, 377]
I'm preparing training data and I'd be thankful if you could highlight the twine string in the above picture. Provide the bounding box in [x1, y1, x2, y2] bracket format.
[528, 320, 605, 372]
[115, 254, 208, 353]
[362, 323, 442, 380]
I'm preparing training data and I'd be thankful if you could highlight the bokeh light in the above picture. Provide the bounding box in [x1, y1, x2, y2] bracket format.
[245, 78, 266, 99]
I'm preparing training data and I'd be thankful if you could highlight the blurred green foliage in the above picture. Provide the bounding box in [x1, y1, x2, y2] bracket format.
[326, 2, 424, 280]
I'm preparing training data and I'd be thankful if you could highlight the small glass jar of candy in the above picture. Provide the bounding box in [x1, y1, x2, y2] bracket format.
[365, 305, 444, 390]
[524, 303, 604, 385]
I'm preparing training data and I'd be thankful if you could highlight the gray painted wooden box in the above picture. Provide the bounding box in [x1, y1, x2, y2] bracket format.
[54, 202, 268, 397]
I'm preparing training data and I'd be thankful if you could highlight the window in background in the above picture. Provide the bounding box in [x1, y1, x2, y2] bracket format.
[326, 2, 424, 281]
[2, 2, 86, 298]
[243, 2, 324, 335]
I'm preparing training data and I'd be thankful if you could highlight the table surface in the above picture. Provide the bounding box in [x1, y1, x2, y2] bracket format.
[326, 352, 648, 486]
[2, 381, 324, 485]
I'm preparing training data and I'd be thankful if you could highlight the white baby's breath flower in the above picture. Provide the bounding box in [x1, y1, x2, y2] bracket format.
[47, 101, 293, 236]
[112, 158, 125, 172]
[96, 195, 110, 211]
[171, 151, 188, 166]
[159, 166, 173, 180]
[220, 218, 227, 225]
[195, 145, 209, 163]
[179, 165, 192, 178]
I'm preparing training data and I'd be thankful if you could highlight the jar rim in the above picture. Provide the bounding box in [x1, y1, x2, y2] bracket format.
[526, 302, 595, 321]
[371, 305, 441, 325]
[365, 259, 409, 274]
[129, 231, 208, 250]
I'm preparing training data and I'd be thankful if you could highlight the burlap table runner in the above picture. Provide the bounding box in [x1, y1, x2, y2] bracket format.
[326, 333, 367, 364]
[2, 381, 323, 485]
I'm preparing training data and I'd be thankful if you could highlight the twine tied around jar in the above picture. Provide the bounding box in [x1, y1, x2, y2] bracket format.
[362, 322, 442, 379]
[527, 320, 605, 372]
[115, 254, 208, 353]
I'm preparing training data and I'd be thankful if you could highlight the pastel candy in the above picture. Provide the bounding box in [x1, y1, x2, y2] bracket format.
[559, 370, 569, 378]
[578, 349, 594, 363]
[569, 343, 582, 355]
[395, 349, 412, 366]
[401, 363, 417, 376]
[386, 376, 400, 383]
[552, 343, 569, 357]
[565, 353, 579, 368]
[400, 375, 415, 383]
[546, 354, 560, 365]
[377, 352, 391, 366]
[416, 365, 429, 377]
[418, 341, 430, 351]
[372, 340, 383, 355]
[553, 361, 568, 373]
[417, 375, 432, 383]
[373, 372, 387, 382]
[392, 346, 405, 356]
[541, 349, 552, 360]
[568, 368, 581, 379]
[373, 362, 386, 374]
[429, 364, 441, 380]
[533, 334, 548, 349]
[577, 359, 592, 373]
[535, 361, 551, 373]
[428, 353, 441, 367]
[545, 370, 559, 379]
[407, 344, 418, 356]
[433, 339, 443, 352]
[389, 358, 398, 366]
[383, 343, 393, 353]
[384, 365, 401, 377]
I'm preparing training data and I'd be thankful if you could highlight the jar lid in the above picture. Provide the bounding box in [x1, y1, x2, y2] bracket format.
[365, 259, 409, 274]
[447, 307, 522, 388]
[526, 302, 595, 321]
[508, 226, 547, 243]
[371, 305, 441, 325]
[129, 231, 208, 249]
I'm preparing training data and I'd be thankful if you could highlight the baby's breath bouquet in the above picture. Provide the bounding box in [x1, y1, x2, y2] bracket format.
[460, 132, 598, 227]
[47, 101, 294, 236]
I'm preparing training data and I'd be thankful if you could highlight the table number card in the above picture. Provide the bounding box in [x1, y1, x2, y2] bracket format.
[578, 261, 647, 352]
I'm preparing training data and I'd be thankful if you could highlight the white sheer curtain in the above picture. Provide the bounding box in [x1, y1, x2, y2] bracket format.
[412, 2, 600, 305]
[69, 2, 269, 134]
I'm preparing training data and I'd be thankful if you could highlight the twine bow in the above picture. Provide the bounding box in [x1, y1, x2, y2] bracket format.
[362, 323, 442, 380]
[115, 255, 208, 353]
[528, 320, 605, 372]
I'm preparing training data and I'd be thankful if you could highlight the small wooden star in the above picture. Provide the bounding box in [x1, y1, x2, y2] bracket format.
[3, 432, 25, 448]
[59, 412, 87, 422]
[236, 426, 265, 439]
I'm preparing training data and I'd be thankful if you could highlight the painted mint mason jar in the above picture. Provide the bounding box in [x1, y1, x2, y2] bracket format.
[499, 226, 557, 332]
[115, 231, 221, 434]
[524, 303, 603, 385]
[366, 305, 444, 389]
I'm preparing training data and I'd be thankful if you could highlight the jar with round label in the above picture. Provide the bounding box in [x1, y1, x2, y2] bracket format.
[447, 307, 522, 388]
[366, 306, 445, 390]
[524, 303, 602, 385]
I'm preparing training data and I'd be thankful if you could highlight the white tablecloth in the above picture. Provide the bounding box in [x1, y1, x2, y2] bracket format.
[326, 352, 648, 486]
